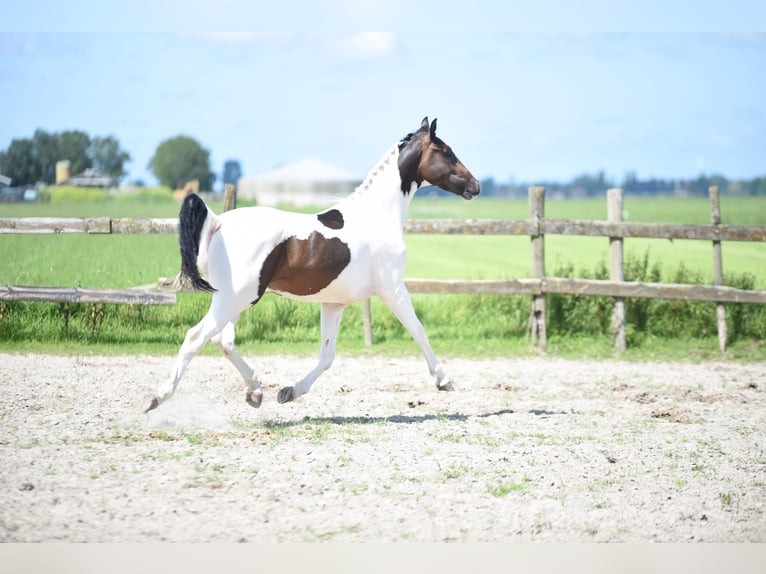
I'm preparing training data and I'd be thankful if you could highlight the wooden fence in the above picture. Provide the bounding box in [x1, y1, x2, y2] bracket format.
[397, 186, 766, 352]
[1, 185, 765, 351]
[0, 185, 240, 307]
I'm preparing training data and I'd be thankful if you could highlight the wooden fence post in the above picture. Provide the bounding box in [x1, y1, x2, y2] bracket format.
[709, 186, 727, 352]
[224, 183, 237, 212]
[527, 186, 547, 351]
[608, 188, 627, 351]
[362, 299, 373, 346]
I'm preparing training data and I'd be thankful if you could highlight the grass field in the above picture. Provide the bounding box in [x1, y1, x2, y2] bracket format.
[409, 194, 766, 287]
[1, 193, 765, 359]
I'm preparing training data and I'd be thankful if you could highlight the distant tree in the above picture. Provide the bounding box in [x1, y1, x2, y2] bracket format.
[222, 160, 242, 186]
[690, 174, 729, 196]
[32, 129, 60, 183]
[750, 176, 766, 196]
[480, 177, 496, 195]
[1, 129, 129, 186]
[149, 135, 214, 191]
[57, 130, 92, 177]
[572, 171, 612, 196]
[90, 135, 131, 182]
[0, 138, 38, 185]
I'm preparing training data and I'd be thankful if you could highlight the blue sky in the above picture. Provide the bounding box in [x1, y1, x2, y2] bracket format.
[2, 4, 766, 187]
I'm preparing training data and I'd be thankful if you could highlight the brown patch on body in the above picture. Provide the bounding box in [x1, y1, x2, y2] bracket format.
[255, 231, 351, 302]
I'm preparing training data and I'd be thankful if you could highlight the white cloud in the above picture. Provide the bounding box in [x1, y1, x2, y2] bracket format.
[334, 32, 395, 60]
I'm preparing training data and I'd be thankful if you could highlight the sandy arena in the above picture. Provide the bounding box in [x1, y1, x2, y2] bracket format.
[0, 352, 764, 542]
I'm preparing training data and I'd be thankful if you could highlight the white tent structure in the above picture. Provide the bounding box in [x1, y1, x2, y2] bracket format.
[237, 157, 363, 206]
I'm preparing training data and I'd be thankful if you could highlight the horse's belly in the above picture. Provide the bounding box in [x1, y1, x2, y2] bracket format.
[268, 272, 372, 303]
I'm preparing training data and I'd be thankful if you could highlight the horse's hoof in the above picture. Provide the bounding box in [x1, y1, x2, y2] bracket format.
[437, 380, 455, 392]
[143, 396, 160, 413]
[277, 386, 295, 404]
[245, 389, 263, 409]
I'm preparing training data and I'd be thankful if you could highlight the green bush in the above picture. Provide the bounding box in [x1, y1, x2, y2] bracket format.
[48, 186, 110, 203]
[114, 186, 175, 204]
[1, 250, 764, 355]
[545, 250, 766, 345]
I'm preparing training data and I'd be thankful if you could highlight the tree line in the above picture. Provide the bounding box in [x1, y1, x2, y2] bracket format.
[3, 129, 764, 196]
[0, 130, 219, 191]
[480, 169, 766, 198]
[0, 130, 131, 187]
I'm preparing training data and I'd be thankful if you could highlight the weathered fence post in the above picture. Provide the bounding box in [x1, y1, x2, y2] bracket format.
[527, 186, 547, 351]
[608, 188, 627, 351]
[709, 186, 727, 352]
[224, 183, 237, 212]
[362, 299, 373, 346]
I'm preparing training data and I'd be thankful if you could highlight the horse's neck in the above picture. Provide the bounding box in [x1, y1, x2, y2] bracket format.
[342, 144, 419, 226]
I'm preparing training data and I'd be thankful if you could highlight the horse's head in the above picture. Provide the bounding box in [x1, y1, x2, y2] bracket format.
[398, 117, 481, 200]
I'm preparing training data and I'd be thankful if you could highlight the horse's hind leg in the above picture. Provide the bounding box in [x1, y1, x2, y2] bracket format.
[143, 309, 227, 412]
[211, 319, 264, 408]
[278, 303, 345, 403]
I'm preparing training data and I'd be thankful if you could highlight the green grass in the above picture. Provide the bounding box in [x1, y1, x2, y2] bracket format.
[409, 194, 766, 226]
[1, 194, 765, 358]
[405, 234, 766, 288]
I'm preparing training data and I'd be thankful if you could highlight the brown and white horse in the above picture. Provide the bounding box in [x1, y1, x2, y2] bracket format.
[144, 117, 480, 413]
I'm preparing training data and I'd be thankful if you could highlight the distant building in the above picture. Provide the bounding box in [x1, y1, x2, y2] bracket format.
[0, 173, 38, 202]
[64, 168, 114, 188]
[237, 157, 362, 206]
[56, 160, 70, 184]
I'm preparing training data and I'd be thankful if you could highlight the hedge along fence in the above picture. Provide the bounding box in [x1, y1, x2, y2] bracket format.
[1, 185, 765, 351]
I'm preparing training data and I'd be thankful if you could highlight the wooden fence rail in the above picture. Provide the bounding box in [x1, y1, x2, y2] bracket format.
[0, 285, 176, 306]
[402, 218, 766, 241]
[1, 185, 764, 351]
[402, 277, 766, 304]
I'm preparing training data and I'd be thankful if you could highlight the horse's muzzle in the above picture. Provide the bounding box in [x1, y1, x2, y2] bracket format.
[462, 180, 481, 200]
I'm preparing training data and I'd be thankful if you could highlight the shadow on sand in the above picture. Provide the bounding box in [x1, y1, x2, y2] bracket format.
[261, 408, 568, 429]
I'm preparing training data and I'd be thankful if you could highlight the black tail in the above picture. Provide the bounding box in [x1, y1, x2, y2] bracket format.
[178, 193, 216, 292]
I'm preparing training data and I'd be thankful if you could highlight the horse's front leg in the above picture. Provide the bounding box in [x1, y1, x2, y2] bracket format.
[378, 283, 455, 392]
[278, 303, 346, 404]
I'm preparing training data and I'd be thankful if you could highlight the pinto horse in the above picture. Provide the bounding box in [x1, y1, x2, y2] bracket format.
[144, 117, 480, 413]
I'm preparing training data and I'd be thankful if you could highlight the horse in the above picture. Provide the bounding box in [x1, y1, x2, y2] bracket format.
[143, 117, 480, 413]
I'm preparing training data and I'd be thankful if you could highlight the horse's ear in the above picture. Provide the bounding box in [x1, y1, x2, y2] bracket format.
[420, 117, 429, 130]
[429, 118, 437, 138]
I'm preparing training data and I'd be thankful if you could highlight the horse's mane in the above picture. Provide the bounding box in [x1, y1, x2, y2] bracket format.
[347, 143, 399, 200]
[346, 127, 426, 201]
